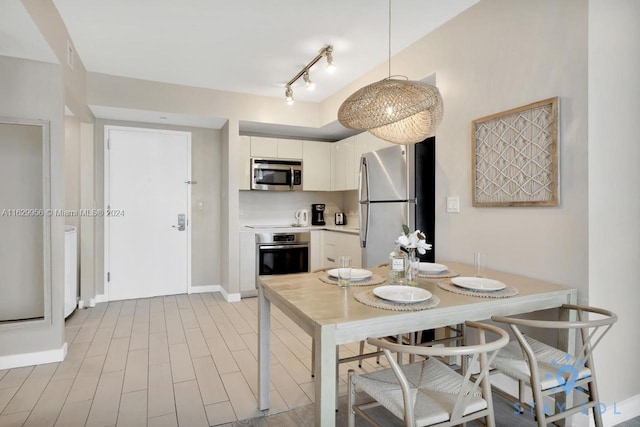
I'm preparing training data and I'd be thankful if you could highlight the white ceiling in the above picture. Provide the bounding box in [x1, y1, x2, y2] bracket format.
[1, 0, 478, 138]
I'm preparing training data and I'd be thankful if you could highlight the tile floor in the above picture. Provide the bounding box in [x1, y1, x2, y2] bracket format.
[0, 292, 638, 427]
[0, 293, 393, 427]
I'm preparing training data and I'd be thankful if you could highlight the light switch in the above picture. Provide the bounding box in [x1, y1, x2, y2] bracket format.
[447, 196, 460, 213]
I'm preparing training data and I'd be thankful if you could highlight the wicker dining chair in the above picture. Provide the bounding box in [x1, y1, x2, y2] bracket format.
[491, 304, 617, 427]
[348, 320, 509, 427]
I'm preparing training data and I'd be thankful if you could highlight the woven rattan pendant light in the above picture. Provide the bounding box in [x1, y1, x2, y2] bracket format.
[337, 1, 443, 145]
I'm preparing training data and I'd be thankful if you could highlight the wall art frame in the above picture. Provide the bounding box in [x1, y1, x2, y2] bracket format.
[471, 97, 559, 207]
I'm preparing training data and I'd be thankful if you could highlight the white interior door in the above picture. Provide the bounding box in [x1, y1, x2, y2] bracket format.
[106, 126, 190, 301]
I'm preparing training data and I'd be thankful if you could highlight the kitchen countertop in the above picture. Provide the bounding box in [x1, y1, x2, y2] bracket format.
[240, 224, 359, 235]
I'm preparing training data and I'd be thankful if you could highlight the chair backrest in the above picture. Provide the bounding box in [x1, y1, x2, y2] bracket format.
[367, 321, 509, 425]
[492, 304, 617, 382]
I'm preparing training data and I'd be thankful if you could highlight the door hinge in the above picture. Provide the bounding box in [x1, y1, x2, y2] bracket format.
[107, 272, 111, 282]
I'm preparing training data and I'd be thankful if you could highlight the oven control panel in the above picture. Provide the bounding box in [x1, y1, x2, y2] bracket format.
[255, 231, 311, 245]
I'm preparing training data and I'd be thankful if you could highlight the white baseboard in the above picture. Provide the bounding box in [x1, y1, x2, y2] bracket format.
[570, 393, 640, 427]
[0, 342, 68, 370]
[188, 284, 221, 294]
[83, 287, 241, 306]
[189, 284, 241, 302]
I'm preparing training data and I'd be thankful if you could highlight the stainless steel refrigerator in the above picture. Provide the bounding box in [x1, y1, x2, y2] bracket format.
[359, 140, 435, 269]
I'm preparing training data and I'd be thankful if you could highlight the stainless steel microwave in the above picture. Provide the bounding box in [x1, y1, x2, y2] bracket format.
[251, 158, 303, 191]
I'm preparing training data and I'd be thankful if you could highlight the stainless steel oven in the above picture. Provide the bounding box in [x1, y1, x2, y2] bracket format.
[251, 158, 303, 191]
[255, 231, 310, 278]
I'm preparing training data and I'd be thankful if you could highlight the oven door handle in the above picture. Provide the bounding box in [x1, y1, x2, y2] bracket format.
[259, 244, 309, 250]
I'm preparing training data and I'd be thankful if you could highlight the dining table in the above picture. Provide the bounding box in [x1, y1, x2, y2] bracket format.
[257, 261, 578, 427]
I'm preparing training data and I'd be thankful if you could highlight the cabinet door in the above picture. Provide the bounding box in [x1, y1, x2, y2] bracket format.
[277, 139, 303, 159]
[353, 133, 369, 189]
[369, 134, 394, 152]
[331, 142, 346, 191]
[310, 230, 323, 271]
[302, 140, 331, 191]
[239, 136, 251, 190]
[343, 136, 356, 191]
[251, 136, 278, 158]
[324, 231, 336, 267]
[239, 232, 256, 293]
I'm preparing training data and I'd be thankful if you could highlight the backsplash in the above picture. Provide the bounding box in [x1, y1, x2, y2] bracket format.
[239, 190, 358, 227]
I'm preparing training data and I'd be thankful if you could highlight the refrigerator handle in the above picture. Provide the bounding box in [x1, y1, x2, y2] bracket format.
[359, 156, 368, 203]
[359, 201, 369, 248]
[359, 156, 369, 248]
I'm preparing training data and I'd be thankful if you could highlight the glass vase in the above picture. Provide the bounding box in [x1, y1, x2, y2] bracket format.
[406, 248, 419, 286]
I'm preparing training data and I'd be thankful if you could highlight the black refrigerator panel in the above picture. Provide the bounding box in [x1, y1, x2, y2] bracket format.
[415, 137, 436, 262]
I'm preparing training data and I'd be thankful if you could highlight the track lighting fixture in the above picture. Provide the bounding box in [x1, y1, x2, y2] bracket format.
[284, 45, 335, 103]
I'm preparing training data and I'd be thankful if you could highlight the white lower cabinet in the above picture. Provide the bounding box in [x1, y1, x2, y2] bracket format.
[323, 231, 361, 268]
[310, 230, 323, 271]
[239, 232, 256, 294]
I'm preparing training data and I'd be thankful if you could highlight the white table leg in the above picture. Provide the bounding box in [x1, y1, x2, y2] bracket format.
[258, 285, 271, 411]
[314, 324, 337, 427]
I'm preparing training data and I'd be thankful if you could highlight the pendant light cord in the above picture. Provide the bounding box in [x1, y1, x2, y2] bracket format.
[388, 0, 391, 78]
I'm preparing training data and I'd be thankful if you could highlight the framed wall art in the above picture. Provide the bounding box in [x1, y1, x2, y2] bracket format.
[472, 97, 559, 207]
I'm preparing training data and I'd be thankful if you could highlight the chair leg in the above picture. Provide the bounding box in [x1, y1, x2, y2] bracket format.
[588, 377, 604, 427]
[517, 380, 525, 413]
[347, 370, 356, 427]
[358, 340, 365, 368]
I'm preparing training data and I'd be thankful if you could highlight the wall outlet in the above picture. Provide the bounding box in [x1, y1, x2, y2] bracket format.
[447, 196, 460, 213]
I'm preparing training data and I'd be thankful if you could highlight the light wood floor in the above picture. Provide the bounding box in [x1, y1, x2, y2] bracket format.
[1, 292, 638, 427]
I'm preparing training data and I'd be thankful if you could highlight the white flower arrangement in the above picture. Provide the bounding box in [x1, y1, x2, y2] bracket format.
[398, 224, 432, 255]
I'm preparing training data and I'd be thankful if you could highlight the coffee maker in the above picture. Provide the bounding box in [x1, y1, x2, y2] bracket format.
[311, 204, 326, 225]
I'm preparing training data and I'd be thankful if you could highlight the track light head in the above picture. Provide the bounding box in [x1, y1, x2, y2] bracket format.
[325, 46, 336, 73]
[285, 86, 294, 105]
[303, 70, 315, 90]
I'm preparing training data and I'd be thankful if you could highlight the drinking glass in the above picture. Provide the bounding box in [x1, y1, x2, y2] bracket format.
[337, 256, 352, 288]
[474, 252, 486, 278]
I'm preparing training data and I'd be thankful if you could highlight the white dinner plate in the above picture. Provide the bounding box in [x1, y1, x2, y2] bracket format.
[327, 268, 373, 281]
[451, 277, 506, 291]
[373, 285, 432, 303]
[418, 262, 448, 274]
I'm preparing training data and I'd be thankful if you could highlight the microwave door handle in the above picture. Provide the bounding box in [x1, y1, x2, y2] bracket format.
[290, 166, 294, 190]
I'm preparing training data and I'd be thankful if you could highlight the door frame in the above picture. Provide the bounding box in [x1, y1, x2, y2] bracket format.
[104, 125, 192, 301]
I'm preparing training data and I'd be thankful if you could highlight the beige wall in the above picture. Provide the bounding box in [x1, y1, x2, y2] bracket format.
[93, 119, 223, 296]
[87, 73, 321, 130]
[326, 0, 589, 295]
[588, 0, 640, 407]
[64, 115, 80, 230]
[0, 55, 65, 358]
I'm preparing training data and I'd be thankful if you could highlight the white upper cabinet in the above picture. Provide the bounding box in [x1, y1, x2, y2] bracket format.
[343, 136, 356, 191]
[368, 134, 395, 152]
[277, 138, 303, 159]
[250, 136, 303, 159]
[302, 140, 331, 191]
[353, 133, 369, 190]
[239, 135, 251, 190]
[250, 136, 278, 158]
[331, 141, 346, 191]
